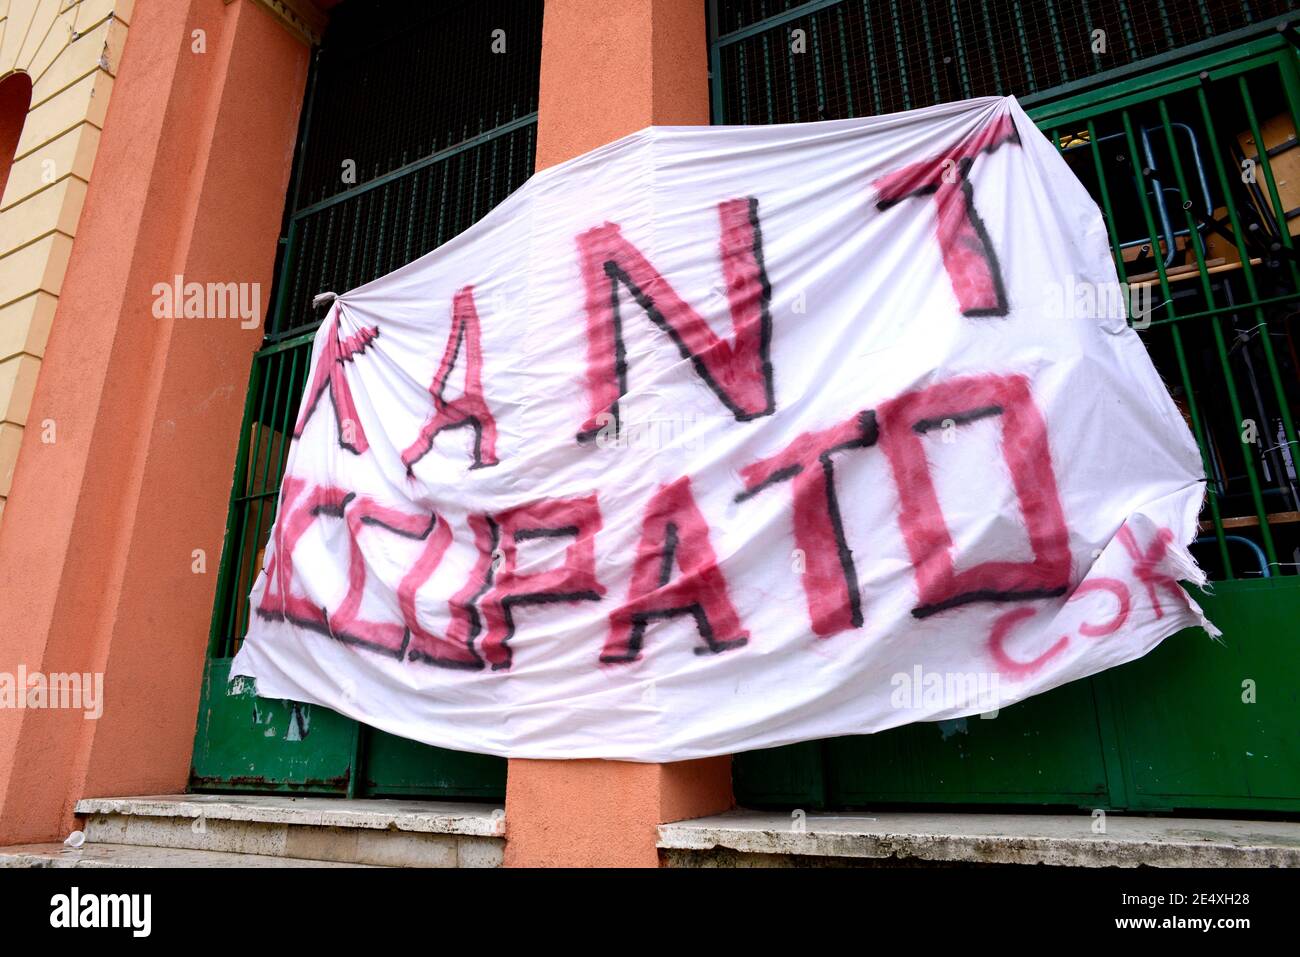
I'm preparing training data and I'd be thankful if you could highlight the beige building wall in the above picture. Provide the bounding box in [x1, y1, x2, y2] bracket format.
[0, 0, 131, 521]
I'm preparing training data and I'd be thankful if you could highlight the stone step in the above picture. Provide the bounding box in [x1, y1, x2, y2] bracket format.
[72, 794, 505, 868]
[658, 809, 1300, 867]
[0, 842, 375, 868]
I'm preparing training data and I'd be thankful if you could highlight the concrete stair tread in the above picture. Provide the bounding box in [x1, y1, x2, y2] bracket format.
[76, 794, 503, 836]
[0, 842, 378, 868]
[67, 794, 504, 867]
[658, 810, 1300, 867]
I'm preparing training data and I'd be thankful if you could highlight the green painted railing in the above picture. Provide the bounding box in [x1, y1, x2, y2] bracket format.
[712, 1, 1300, 812]
[269, 116, 537, 341]
[708, 0, 1297, 124]
[210, 112, 537, 659]
[195, 0, 540, 797]
[711, 5, 1300, 581]
[1031, 39, 1300, 581]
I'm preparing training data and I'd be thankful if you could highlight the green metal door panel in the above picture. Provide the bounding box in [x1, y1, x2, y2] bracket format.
[361, 728, 505, 799]
[190, 660, 508, 799]
[732, 741, 827, 809]
[190, 659, 357, 794]
[736, 581, 1300, 812]
[1104, 578, 1300, 812]
[820, 679, 1110, 808]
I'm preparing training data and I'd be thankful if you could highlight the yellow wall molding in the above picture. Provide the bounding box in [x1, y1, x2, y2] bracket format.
[0, 0, 132, 519]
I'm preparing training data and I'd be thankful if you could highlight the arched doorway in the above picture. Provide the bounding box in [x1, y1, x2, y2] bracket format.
[0, 71, 32, 200]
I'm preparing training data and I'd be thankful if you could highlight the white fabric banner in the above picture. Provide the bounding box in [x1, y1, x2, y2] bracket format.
[231, 95, 1214, 761]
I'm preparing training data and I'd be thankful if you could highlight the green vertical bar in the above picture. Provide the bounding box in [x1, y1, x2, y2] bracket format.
[286, 47, 322, 218]
[434, 153, 451, 248]
[1115, 0, 1139, 60]
[761, 32, 775, 124]
[1124, 107, 1276, 567]
[917, 0, 941, 104]
[468, 120, 485, 224]
[708, 0, 726, 122]
[272, 345, 305, 493]
[1152, 102, 1235, 574]
[1043, 0, 1070, 83]
[809, 13, 827, 118]
[357, 189, 376, 284]
[237, 349, 286, 644]
[948, 0, 972, 98]
[345, 191, 364, 291]
[1090, 675, 1132, 810]
[862, 0, 882, 114]
[737, 43, 750, 123]
[1238, 69, 1300, 349]
[451, 150, 469, 239]
[208, 355, 264, 658]
[1194, 0, 1212, 38]
[1153, 0, 1175, 49]
[225, 351, 275, 649]
[1196, 82, 1300, 503]
[1273, 34, 1300, 173]
[243, 350, 301, 655]
[835, 5, 854, 117]
[486, 131, 502, 215]
[504, 124, 518, 199]
[291, 217, 316, 332]
[888, 0, 911, 109]
[1082, 123, 1127, 279]
[348, 723, 365, 800]
[374, 180, 393, 279]
[978, 1, 1004, 95]
[323, 205, 339, 314]
[1010, 0, 1036, 91]
[404, 163, 419, 262]
[786, 22, 800, 121]
[254, 350, 289, 501]
[1082, 113, 1229, 574]
[271, 219, 300, 337]
[1079, 0, 1103, 74]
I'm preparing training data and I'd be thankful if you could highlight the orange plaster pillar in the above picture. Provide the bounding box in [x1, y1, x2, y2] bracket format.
[0, 0, 310, 844]
[504, 0, 733, 869]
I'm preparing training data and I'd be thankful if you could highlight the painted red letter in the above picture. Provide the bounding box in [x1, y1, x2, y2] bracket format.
[1116, 525, 1185, 619]
[877, 373, 1071, 618]
[736, 411, 877, 637]
[257, 478, 349, 632]
[402, 285, 499, 473]
[333, 497, 471, 664]
[295, 306, 379, 454]
[987, 607, 1069, 678]
[873, 113, 1017, 317]
[575, 197, 774, 441]
[604, 477, 748, 663]
[433, 513, 499, 671]
[475, 495, 606, 670]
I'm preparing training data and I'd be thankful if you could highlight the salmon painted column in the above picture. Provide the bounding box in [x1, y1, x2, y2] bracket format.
[504, 0, 734, 868]
[0, 0, 311, 844]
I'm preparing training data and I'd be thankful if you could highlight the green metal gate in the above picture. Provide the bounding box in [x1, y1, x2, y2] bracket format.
[190, 0, 543, 797]
[712, 0, 1300, 812]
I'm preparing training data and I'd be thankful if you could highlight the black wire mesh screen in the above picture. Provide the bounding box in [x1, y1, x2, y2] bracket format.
[267, 0, 543, 336]
[294, 0, 542, 208]
[714, 0, 1298, 124]
[215, 0, 543, 649]
[278, 122, 536, 335]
